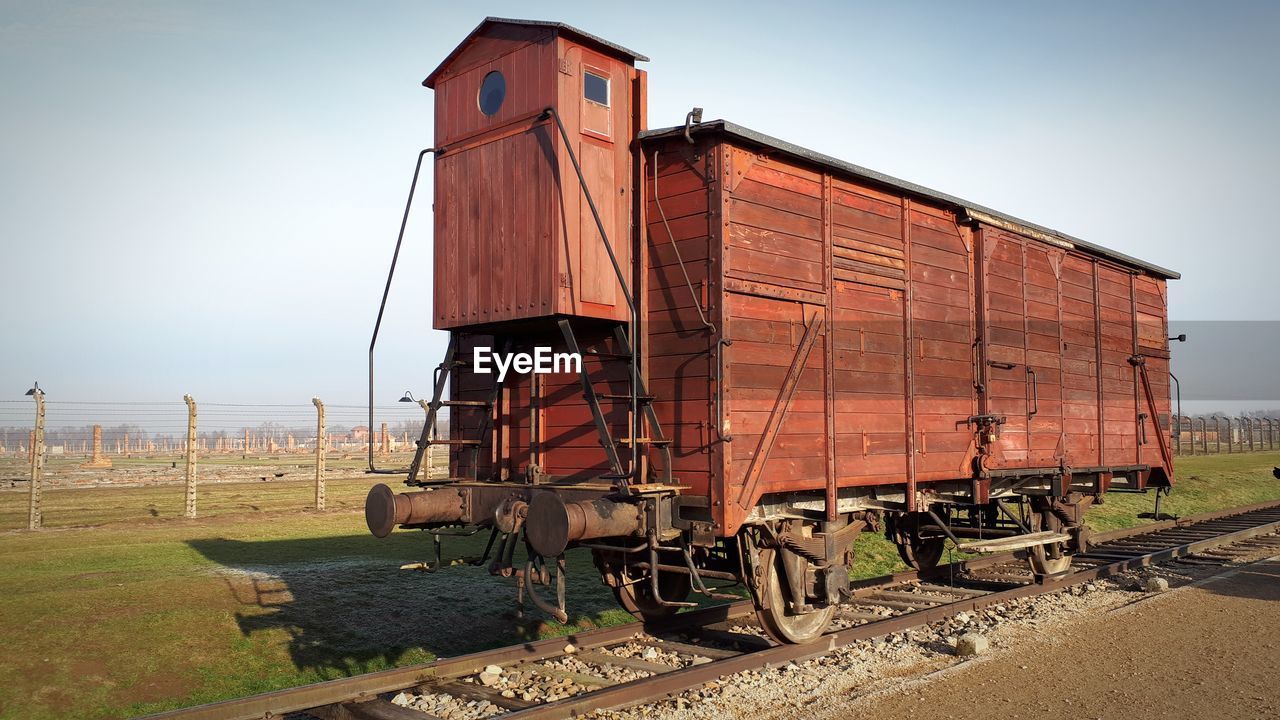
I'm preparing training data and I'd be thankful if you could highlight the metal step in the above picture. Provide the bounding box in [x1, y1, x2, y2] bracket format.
[441, 400, 490, 407]
[616, 437, 672, 446]
[957, 530, 1071, 553]
[426, 439, 481, 446]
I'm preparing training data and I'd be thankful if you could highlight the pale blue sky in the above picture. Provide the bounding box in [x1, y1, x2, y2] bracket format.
[2, 0, 1278, 406]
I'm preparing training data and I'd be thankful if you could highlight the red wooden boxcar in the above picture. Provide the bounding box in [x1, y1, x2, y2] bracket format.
[365, 18, 1179, 643]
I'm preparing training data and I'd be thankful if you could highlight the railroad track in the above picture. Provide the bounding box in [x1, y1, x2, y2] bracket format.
[143, 499, 1280, 720]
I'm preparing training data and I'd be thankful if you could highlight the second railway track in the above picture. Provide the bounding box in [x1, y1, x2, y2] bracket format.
[143, 499, 1280, 720]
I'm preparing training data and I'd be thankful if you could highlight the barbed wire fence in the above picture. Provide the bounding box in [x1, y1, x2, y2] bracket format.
[0, 397, 449, 530]
[4, 397, 1279, 531]
[1172, 414, 1280, 455]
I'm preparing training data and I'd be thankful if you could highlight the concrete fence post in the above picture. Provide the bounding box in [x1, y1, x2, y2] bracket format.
[184, 394, 198, 518]
[416, 398, 437, 479]
[27, 386, 45, 530]
[313, 397, 326, 511]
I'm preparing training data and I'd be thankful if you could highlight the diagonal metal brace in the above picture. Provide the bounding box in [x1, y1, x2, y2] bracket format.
[734, 307, 826, 510]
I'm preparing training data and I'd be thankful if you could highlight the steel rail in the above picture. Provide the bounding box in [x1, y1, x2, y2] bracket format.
[140, 498, 1280, 720]
[518, 505, 1280, 718]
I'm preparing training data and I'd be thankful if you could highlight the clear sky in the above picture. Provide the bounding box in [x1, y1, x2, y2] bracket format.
[2, 0, 1278, 408]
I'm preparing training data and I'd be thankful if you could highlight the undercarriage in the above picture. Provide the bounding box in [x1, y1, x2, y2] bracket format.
[366, 471, 1139, 644]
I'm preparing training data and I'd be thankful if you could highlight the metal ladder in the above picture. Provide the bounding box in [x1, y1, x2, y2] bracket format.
[558, 319, 673, 489]
[406, 335, 510, 486]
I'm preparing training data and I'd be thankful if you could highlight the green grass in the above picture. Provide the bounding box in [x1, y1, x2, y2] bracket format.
[1086, 452, 1280, 531]
[0, 452, 1277, 719]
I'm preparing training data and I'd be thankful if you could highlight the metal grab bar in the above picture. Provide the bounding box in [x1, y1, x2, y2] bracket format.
[653, 147, 731, 442]
[652, 149, 714, 332]
[1026, 367, 1039, 417]
[714, 337, 733, 442]
[368, 147, 435, 474]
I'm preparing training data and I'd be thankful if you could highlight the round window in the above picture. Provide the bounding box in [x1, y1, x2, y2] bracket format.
[478, 70, 506, 116]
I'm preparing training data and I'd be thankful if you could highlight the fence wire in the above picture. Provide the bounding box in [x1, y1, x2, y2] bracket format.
[1172, 415, 1280, 455]
[0, 400, 447, 460]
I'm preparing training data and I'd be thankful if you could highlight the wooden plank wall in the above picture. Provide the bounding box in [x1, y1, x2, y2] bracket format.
[444, 133, 1172, 519]
[722, 291, 826, 481]
[1135, 274, 1171, 469]
[449, 330, 633, 483]
[435, 131, 557, 328]
[830, 177, 909, 486]
[433, 36, 560, 330]
[1097, 264, 1140, 465]
[717, 146, 980, 520]
[906, 201, 979, 480]
[644, 147, 715, 497]
[703, 137, 1171, 529]
[722, 150, 830, 501]
[1061, 254, 1102, 466]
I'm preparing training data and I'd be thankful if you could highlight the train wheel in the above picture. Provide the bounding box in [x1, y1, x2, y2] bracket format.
[888, 513, 946, 569]
[754, 548, 835, 644]
[611, 571, 691, 621]
[1028, 543, 1072, 578]
[1024, 501, 1076, 579]
[897, 534, 946, 569]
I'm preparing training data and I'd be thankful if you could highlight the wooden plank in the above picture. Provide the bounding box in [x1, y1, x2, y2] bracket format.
[833, 244, 906, 269]
[638, 638, 740, 660]
[733, 308, 826, 510]
[730, 197, 822, 238]
[432, 680, 537, 710]
[575, 650, 674, 675]
[838, 609, 894, 623]
[340, 699, 444, 720]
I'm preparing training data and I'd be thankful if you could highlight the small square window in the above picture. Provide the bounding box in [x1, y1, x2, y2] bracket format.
[584, 71, 609, 107]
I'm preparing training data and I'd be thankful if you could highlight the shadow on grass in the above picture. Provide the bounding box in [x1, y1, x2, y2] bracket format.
[186, 532, 628, 678]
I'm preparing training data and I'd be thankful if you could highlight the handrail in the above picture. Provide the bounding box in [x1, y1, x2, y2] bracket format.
[1026, 367, 1039, 417]
[652, 149, 714, 332]
[652, 148, 731, 442]
[368, 147, 435, 474]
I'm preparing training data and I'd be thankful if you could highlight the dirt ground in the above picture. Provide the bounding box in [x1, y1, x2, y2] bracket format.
[850, 557, 1280, 720]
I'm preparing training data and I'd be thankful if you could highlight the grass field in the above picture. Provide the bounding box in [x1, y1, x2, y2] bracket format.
[1, 452, 1278, 719]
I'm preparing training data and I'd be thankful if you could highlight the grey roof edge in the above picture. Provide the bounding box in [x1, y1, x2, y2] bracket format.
[424, 17, 648, 88]
[640, 121, 1180, 280]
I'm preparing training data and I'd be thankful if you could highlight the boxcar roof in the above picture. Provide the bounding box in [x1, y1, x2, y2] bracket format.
[641, 120, 1179, 280]
[424, 17, 649, 88]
